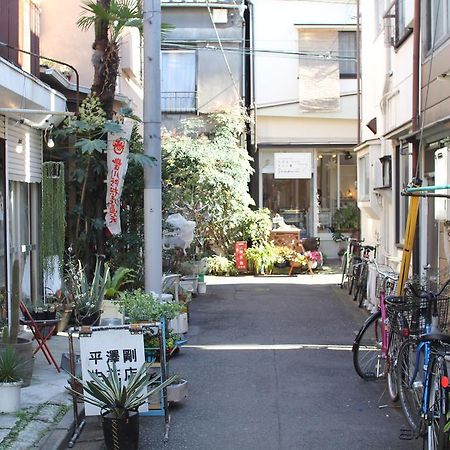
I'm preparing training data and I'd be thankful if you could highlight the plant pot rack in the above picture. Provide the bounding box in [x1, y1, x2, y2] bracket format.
[66, 321, 172, 448]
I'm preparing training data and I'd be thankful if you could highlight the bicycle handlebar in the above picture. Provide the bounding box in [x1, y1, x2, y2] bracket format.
[371, 260, 399, 281]
[405, 277, 450, 300]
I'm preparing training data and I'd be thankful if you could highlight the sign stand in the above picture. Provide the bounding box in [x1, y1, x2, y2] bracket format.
[66, 323, 171, 447]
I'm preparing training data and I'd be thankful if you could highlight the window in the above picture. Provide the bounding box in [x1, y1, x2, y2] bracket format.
[379, 156, 392, 188]
[161, 51, 196, 112]
[395, 144, 410, 244]
[338, 31, 356, 78]
[426, 0, 450, 51]
[317, 152, 357, 232]
[358, 154, 370, 201]
[395, 0, 413, 45]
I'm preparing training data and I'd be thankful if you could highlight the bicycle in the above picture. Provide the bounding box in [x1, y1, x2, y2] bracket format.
[396, 278, 450, 448]
[351, 244, 377, 307]
[352, 261, 400, 400]
[339, 237, 364, 290]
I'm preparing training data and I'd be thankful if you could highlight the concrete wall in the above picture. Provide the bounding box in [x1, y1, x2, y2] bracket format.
[253, 0, 357, 107]
[39, 0, 94, 88]
[162, 4, 244, 114]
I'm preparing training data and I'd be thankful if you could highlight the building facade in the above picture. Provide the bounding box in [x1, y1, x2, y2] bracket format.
[251, 0, 358, 257]
[161, 0, 246, 129]
[0, 0, 67, 315]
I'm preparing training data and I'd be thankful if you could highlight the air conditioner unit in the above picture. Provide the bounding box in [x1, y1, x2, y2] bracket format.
[434, 147, 449, 221]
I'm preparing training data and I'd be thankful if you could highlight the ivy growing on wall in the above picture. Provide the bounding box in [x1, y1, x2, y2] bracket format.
[41, 162, 65, 282]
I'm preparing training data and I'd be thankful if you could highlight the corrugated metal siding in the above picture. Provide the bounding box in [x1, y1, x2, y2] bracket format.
[6, 118, 42, 183]
[0, 116, 5, 138]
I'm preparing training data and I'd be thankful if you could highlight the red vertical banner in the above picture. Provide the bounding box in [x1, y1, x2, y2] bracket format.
[234, 241, 248, 271]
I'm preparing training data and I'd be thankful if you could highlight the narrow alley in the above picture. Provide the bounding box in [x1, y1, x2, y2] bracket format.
[111, 277, 420, 450]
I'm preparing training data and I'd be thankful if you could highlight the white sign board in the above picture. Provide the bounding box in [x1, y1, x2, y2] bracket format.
[274, 153, 312, 179]
[79, 328, 146, 416]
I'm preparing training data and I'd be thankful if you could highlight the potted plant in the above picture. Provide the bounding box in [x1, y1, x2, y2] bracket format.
[66, 362, 178, 450]
[245, 242, 278, 275]
[101, 266, 135, 324]
[0, 345, 27, 413]
[0, 260, 34, 386]
[331, 204, 360, 242]
[65, 255, 110, 326]
[116, 289, 182, 324]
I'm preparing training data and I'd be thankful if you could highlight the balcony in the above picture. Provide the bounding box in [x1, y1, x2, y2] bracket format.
[161, 92, 197, 113]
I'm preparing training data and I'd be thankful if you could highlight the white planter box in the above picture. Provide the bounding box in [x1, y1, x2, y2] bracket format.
[167, 379, 188, 403]
[169, 312, 188, 334]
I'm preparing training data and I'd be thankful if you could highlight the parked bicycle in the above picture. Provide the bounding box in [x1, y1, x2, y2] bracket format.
[350, 244, 377, 307]
[352, 260, 400, 400]
[339, 237, 364, 290]
[396, 278, 450, 448]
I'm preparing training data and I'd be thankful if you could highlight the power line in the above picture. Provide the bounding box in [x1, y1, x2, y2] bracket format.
[162, 41, 357, 61]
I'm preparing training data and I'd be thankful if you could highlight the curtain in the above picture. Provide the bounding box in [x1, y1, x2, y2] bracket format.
[161, 51, 196, 111]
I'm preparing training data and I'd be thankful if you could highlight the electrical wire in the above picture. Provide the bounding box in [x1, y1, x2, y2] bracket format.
[162, 41, 357, 61]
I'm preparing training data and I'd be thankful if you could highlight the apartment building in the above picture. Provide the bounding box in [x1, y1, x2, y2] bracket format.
[251, 0, 358, 257]
[0, 0, 67, 308]
[161, 0, 246, 129]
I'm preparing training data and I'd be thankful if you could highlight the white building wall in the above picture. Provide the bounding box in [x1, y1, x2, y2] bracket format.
[254, 0, 357, 106]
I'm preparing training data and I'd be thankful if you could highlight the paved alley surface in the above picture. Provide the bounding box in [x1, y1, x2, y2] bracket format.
[74, 276, 421, 450]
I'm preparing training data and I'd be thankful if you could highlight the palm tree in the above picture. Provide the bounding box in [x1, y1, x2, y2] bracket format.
[77, 0, 143, 119]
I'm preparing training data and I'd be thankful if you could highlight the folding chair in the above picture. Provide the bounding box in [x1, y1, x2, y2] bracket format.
[19, 301, 61, 372]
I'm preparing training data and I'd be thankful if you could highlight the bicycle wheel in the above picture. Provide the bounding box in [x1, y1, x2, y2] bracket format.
[349, 262, 361, 297]
[353, 311, 385, 380]
[340, 252, 348, 289]
[387, 330, 402, 402]
[398, 339, 424, 433]
[424, 356, 449, 450]
[356, 264, 369, 307]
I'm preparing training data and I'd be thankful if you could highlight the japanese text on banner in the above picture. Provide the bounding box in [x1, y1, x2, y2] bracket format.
[79, 328, 146, 416]
[105, 122, 131, 235]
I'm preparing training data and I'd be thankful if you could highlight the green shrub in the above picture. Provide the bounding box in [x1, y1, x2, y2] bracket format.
[245, 242, 278, 275]
[241, 208, 272, 245]
[207, 255, 236, 276]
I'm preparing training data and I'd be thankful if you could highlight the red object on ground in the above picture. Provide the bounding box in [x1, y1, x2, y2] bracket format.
[235, 241, 248, 271]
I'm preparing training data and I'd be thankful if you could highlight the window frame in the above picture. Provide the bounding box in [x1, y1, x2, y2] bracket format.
[161, 50, 197, 113]
[425, 0, 450, 53]
[338, 30, 357, 79]
[358, 154, 370, 202]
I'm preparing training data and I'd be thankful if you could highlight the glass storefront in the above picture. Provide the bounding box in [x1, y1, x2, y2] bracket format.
[317, 152, 357, 232]
[9, 181, 40, 304]
[261, 149, 357, 237]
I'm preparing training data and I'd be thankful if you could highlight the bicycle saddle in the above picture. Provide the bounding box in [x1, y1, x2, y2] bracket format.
[419, 332, 450, 345]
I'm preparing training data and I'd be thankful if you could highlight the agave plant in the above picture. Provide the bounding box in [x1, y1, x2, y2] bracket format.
[65, 254, 110, 324]
[66, 362, 178, 419]
[0, 346, 26, 383]
[104, 267, 136, 299]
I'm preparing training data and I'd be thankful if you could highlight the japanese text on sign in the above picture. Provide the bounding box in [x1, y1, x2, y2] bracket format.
[234, 241, 247, 271]
[79, 328, 145, 416]
[274, 153, 312, 179]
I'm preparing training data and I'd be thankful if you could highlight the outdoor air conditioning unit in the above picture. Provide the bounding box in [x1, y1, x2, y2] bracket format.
[434, 147, 449, 221]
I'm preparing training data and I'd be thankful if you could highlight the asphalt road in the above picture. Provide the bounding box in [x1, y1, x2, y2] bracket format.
[73, 277, 422, 450]
[138, 278, 421, 450]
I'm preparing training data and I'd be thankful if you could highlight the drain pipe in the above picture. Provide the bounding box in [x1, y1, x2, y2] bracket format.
[412, 0, 421, 273]
[356, 0, 361, 145]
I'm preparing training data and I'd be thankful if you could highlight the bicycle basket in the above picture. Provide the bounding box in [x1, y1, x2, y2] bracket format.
[385, 286, 450, 335]
[375, 267, 398, 298]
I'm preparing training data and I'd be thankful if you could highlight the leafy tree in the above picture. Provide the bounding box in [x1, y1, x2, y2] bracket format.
[162, 107, 255, 255]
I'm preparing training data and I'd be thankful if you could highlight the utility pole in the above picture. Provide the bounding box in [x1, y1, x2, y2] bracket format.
[143, 0, 162, 294]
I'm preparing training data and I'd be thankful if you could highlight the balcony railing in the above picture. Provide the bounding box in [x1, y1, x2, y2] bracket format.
[161, 92, 197, 112]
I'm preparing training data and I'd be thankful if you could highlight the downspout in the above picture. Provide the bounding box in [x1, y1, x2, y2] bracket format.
[356, 0, 361, 145]
[412, 0, 421, 273]
[246, 0, 259, 204]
